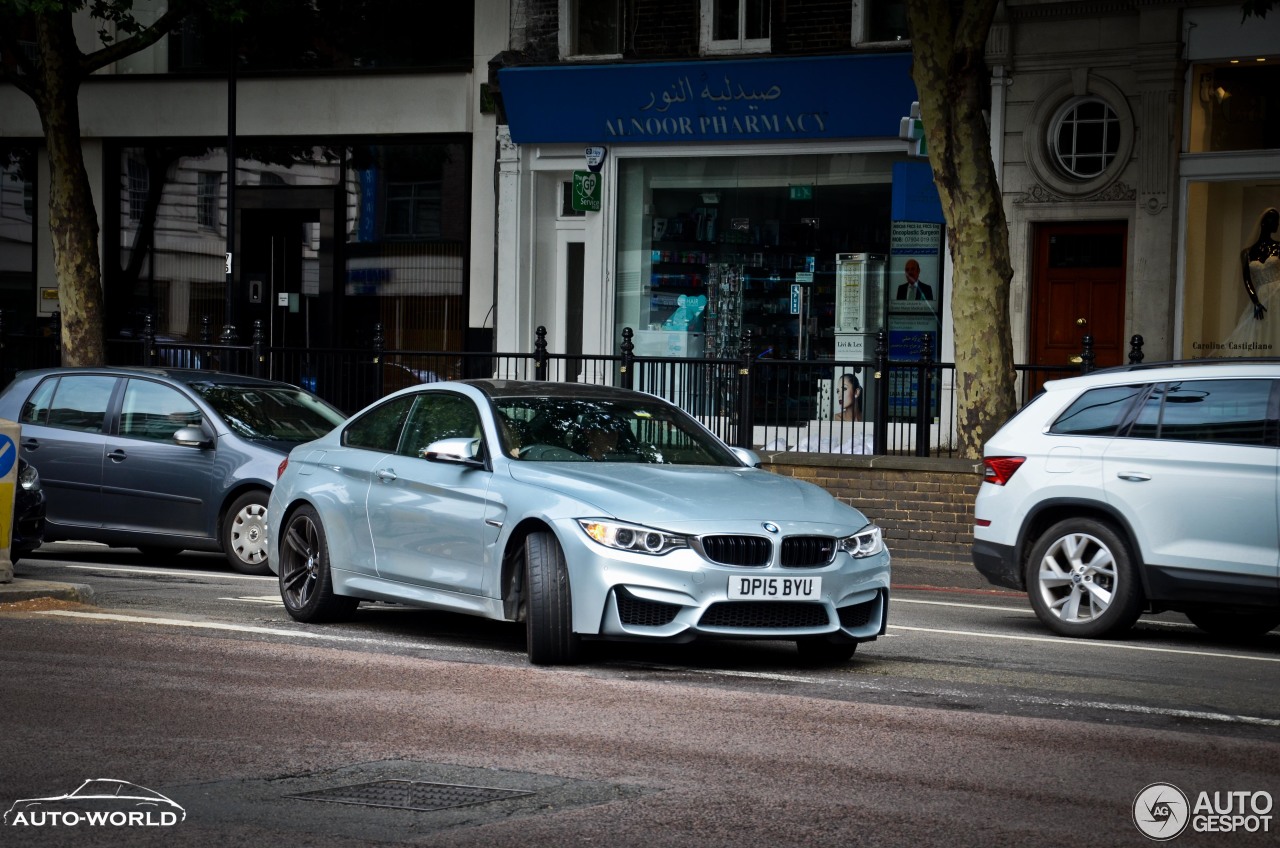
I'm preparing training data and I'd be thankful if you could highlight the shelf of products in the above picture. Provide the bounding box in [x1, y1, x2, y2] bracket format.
[647, 243, 836, 360]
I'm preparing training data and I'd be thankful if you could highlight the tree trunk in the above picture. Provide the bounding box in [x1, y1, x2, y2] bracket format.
[34, 11, 106, 366]
[906, 0, 1015, 459]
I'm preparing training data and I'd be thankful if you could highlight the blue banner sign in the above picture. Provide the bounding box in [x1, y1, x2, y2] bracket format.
[499, 54, 916, 145]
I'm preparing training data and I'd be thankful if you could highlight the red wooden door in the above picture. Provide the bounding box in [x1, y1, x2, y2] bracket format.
[1031, 222, 1128, 381]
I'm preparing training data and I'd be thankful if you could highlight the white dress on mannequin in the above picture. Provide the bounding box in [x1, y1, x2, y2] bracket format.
[1224, 254, 1280, 354]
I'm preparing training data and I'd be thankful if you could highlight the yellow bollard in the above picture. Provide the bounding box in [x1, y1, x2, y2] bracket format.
[0, 419, 18, 583]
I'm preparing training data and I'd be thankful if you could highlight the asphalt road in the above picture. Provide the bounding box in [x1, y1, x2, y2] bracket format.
[2, 544, 1278, 847]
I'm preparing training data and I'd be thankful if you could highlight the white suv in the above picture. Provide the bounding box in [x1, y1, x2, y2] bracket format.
[973, 360, 1280, 639]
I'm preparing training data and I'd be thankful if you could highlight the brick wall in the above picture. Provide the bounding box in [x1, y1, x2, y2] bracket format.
[762, 454, 983, 564]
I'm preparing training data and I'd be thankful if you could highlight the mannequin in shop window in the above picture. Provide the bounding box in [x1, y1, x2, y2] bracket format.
[764, 373, 873, 455]
[1224, 207, 1280, 353]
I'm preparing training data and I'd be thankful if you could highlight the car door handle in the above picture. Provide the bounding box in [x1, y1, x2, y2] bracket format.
[108, 449, 128, 462]
[376, 468, 397, 482]
[21, 438, 38, 451]
[1116, 471, 1150, 482]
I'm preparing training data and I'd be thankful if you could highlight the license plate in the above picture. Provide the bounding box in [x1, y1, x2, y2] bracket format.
[727, 575, 822, 600]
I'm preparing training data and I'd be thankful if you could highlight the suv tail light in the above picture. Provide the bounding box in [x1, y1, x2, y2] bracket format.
[982, 456, 1025, 486]
[277, 458, 289, 480]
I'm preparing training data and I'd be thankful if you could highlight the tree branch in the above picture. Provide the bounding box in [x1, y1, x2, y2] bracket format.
[80, 0, 192, 76]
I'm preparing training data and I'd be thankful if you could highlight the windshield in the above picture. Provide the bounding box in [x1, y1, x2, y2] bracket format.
[192, 384, 346, 443]
[493, 396, 740, 466]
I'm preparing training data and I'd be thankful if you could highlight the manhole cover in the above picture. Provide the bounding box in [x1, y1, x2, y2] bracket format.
[287, 779, 534, 813]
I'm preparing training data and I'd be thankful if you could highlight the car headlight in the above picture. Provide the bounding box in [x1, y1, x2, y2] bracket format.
[839, 523, 884, 558]
[578, 519, 688, 555]
[18, 464, 40, 492]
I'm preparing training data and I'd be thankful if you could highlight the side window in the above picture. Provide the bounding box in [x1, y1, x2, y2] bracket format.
[560, 0, 622, 58]
[1137, 380, 1273, 446]
[853, 0, 909, 45]
[19, 378, 57, 426]
[119, 380, 201, 442]
[38, 376, 117, 433]
[1049, 385, 1146, 436]
[342, 395, 416, 452]
[398, 393, 481, 458]
[700, 0, 770, 55]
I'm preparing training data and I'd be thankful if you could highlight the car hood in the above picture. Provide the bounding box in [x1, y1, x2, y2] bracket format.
[505, 462, 868, 527]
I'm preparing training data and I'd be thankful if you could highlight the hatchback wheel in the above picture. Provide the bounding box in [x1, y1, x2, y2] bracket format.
[1186, 608, 1280, 639]
[278, 505, 358, 623]
[223, 491, 271, 575]
[1025, 518, 1143, 638]
[525, 531, 580, 665]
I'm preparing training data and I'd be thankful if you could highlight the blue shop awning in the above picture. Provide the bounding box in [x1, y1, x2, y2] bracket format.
[498, 53, 917, 145]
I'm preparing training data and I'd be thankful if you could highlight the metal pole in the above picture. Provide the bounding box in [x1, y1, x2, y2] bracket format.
[220, 23, 238, 344]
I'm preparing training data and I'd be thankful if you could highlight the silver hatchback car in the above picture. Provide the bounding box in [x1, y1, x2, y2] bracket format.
[268, 380, 890, 665]
[0, 367, 346, 573]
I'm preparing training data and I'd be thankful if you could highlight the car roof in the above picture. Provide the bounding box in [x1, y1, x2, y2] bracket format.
[14, 366, 303, 389]
[1044, 358, 1280, 392]
[460, 379, 668, 404]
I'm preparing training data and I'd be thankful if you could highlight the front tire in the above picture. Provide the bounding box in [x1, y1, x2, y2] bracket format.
[525, 531, 580, 665]
[223, 490, 272, 575]
[278, 505, 358, 623]
[1026, 518, 1143, 638]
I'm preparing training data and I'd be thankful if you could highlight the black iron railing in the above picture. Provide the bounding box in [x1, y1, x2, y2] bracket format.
[0, 312, 1137, 458]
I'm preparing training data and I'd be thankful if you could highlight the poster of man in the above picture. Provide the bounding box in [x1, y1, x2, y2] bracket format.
[895, 258, 934, 301]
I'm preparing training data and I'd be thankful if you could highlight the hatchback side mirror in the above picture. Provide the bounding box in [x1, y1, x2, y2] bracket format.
[173, 426, 212, 448]
[729, 446, 762, 468]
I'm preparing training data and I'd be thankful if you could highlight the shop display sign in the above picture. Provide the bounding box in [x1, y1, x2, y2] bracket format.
[499, 54, 916, 145]
[572, 170, 602, 212]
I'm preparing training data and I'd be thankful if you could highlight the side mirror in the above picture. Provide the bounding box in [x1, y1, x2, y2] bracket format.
[729, 446, 762, 468]
[422, 437, 486, 469]
[173, 425, 212, 448]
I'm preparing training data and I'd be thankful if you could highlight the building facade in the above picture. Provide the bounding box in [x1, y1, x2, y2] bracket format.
[5, 1, 1280, 427]
[491, 1, 940, 399]
[0, 0, 506, 369]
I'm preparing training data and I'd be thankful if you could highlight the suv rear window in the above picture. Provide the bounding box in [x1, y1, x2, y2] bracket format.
[1048, 385, 1145, 436]
[1129, 379, 1273, 445]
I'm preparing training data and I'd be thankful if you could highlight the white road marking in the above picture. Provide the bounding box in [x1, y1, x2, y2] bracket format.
[27, 611, 1280, 729]
[33, 609, 446, 651]
[221, 596, 285, 605]
[63, 564, 275, 581]
[895, 597, 1035, 613]
[895, 597, 1202, 629]
[888, 624, 1280, 663]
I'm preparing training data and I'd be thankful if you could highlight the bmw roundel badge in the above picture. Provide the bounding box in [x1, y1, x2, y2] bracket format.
[762, 522, 780, 534]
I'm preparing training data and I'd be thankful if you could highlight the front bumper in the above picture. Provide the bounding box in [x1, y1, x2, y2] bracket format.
[554, 519, 891, 644]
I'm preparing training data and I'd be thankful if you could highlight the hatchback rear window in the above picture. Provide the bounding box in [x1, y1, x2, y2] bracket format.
[1048, 385, 1146, 436]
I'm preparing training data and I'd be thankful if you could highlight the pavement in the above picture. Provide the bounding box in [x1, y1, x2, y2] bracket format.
[0, 549, 1005, 607]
